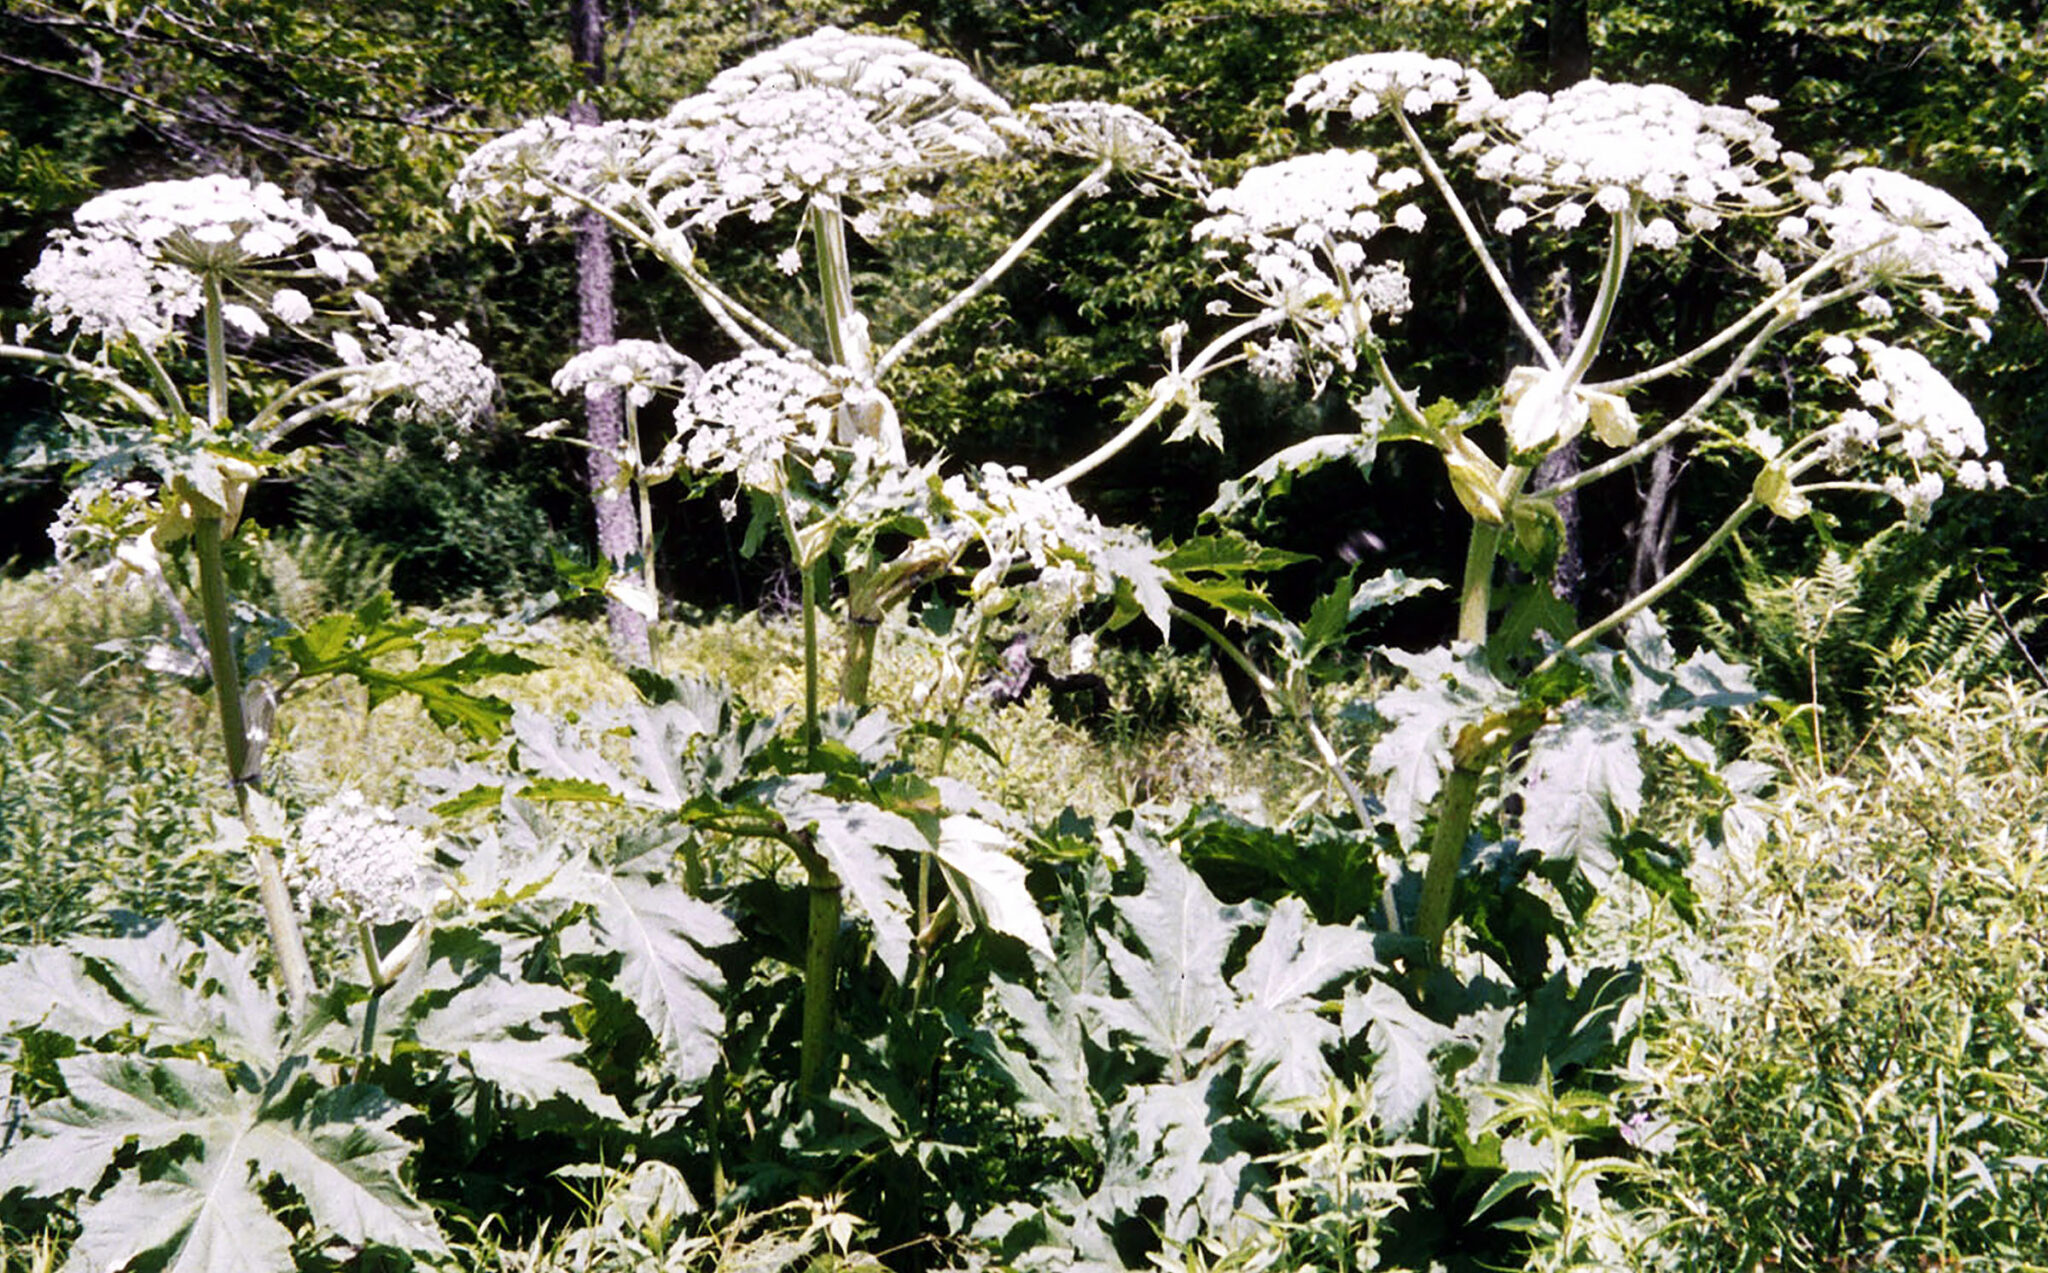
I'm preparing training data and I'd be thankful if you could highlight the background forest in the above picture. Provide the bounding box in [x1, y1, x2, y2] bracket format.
[3, 2, 2048, 1272]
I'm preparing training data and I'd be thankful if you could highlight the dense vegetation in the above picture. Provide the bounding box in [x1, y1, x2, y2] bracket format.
[3, 4, 2047, 1272]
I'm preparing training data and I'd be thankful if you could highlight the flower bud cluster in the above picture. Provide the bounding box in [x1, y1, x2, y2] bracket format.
[554, 339, 703, 408]
[285, 792, 440, 925]
[919, 464, 1156, 676]
[26, 175, 375, 349]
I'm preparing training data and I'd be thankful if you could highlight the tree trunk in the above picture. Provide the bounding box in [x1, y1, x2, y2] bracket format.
[1629, 443, 1685, 598]
[570, 0, 651, 664]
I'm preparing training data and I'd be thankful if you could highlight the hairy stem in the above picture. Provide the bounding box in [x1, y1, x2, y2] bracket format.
[197, 516, 314, 1013]
[1393, 110, 1558, 370]
[878, 160, 1111, 376]
[1415, 764, 1482, 968]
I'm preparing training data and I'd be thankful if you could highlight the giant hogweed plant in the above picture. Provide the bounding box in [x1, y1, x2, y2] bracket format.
[446, 26, 1219, 1111]
[0, 31, 2014, 1273]
[970, 51, 2011, 1269]
[0, 178, 741, 1271]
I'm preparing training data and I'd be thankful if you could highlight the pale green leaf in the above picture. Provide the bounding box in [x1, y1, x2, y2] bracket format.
[937, 815, 1051, 956]
[775, 789, 928, 981]
[245, 1086, 447, 1255]
[68, 1172, 294, 1273]
[1345, 981, 1452, 1136]
[584, 872, 735, 1085]
[1086, 839, 1247, 1075]
[1517, 712, 1641, 878]
[1217, 899, 1377, 1115]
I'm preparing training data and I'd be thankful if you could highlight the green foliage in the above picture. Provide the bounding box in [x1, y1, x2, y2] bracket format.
[1698, 528, 2035, 749]
[1640, 676, 2048, 1269]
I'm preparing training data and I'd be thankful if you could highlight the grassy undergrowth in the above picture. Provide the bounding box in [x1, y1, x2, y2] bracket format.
[7, 564, 2048, 1270]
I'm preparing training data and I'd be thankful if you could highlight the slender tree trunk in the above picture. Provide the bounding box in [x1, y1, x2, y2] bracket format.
[1629, 442, 1685, 598]
[570, 0, 651, 664]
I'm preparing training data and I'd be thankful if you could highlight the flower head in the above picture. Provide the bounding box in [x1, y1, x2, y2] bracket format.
[451, 117, 671, 222]
[1456, 80, 1800, 240]
[1195, 150, 1419, 378]
[286, 792, 440, 924]
[338, 309, 497, 430]
[1802, 167, 2004, 320]
[553, 339, 702, 408]
[1288, 51, 1497, 120]
[1011, 101, 1206, 190]
[27, 174, 373, 348]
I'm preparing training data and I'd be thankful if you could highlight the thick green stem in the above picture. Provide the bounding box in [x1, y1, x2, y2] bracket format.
[1415, 765, 1483, 965]
[799, 864, 842, 1099]
[194, 274, 313, 1013]
[840, 619, 878, 707]
[1453, 464, 1530, 644]
[196, 517, 314, 1012]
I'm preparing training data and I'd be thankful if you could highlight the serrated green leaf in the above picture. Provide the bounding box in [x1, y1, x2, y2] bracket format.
[775, 788, 929, 980]
[1344, 981, 1452, 1136]
[414, 980, 622, 1118]
[69, 1170, 294, 1273]
[1216, 900, 1377, 1116]
[1096, 538, 1173, 640]
[1366, 645, 1515, 846]
[937, 816, 1051, 956]
[1348, 568, 1447, 618]
[1617, 830, 1698, 924]
[245, 1085, 446, 1254]
[1517, 711, 1640, 877]
[583, 871, 735, 1085]
[1206, 433, 1375, 521]
[1086, 839, 1248, 1077]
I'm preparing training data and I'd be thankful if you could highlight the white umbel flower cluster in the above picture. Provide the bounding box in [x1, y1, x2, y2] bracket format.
[26, 174, 375, 349]
[554, 339, 703, 407]
[335, 306, 497, 431]
[1800, 167, 2005, 330]
[1195, 149, 1420, 377]
[455, 28, 1011, 236]
[915, 463, 1159, 674]
[1012, 101, 1206, 190]
[286, 792, 440, 925]
[673, 350, 838, 490]
[1814, 334, 2004, 518]
[450, 117, 666, 222]
[1287, 51, 1497, 120]
[1453, 79, 1805, 239]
